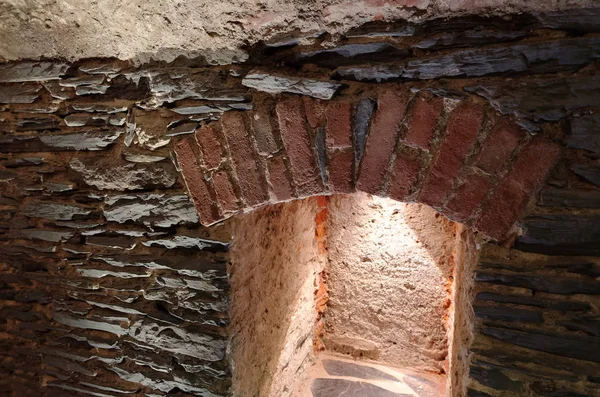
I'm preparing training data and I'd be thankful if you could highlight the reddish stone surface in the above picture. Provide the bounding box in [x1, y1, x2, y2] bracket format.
[474, 137, 561, 240]
[475, 120, 525, 175]
[212, 170, 240, 215]
[194, 124, 223, 170]
[328, 150, 354, 193]
[251, 98, 279, 155]
[419, 102, 484, 208]
[444, 172, 493, 223]
[267, 155, 294, 201]
[303, 97, 327, 129]
[404, 93, 443, 151]
[276, 96, 323, 197]
[388, 154, 422, 201]
[326, 102, 353, 149]
[174, 138, 219, 224]
[221, 111, 269, 206]
[357, 89, 410, 195]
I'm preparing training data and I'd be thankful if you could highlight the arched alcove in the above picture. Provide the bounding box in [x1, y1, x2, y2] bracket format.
[227, 193, 481, 397]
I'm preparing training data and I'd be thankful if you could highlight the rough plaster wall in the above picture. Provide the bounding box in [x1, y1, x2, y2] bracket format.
[325, 193, 457, 373]
[229, 198, 323, 397]
[0, 0, 594, 62]
[447, 224, 481, 397]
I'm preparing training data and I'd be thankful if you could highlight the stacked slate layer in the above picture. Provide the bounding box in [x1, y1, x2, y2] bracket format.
[0, 6, 599, 397]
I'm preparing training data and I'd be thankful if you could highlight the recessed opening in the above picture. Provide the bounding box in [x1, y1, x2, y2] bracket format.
[228, 192, 479, 397]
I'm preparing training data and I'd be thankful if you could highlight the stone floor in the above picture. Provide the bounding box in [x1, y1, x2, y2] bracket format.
[296, 353, 446, 397]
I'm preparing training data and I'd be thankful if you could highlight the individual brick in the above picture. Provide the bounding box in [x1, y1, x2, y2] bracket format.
[328, 151, 354, 193]
[404, 93, 444, 151]
[357, 89, 410, 195]
[474, 137, 561, 240]
[475, 120, 525, 175]
[250, 98, 279, 155]
[267, 156, 294, 201]
[194, 124, 222, 170]
[419, 102, 484, 208]
[444, 172, 494, 223]
[388, 154, 423, 201]
[174, 138, 220, 225]
[212, 171, 240, 216]
[220, 111, 269, 206]
[303, 96, 327, 128]
[276, 96, 323, 197]
[325, 102, 353, 149]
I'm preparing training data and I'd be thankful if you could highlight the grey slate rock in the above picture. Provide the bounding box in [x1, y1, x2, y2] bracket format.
[481, 326, 600, 363]
[17, 229, 74, 242]
[242, 71, 342, 100]
[22, 203, 91, 221]
[297, 43, 410, 68]
[353, 98, 376, 168]
[142, 236, 229, 252]
[322, 359, 398, 381]
[475, 292, 591, 312]
[103, 193, 198, 227]
[515, 214, 600, 256]
[569, 114, 600, 157]
[475, 271, 600, 295]
[470, 366, 524, 392]
[0, 130, 123, 152]
[0, 83, 41, 103]
[0, 61, 70, 83]
[571, 164, 600, 187]
[70, 158, 178, 191]
[473, 304, 544, 323]
[540, 188, 600, 208]
[413, 30, 527, 50]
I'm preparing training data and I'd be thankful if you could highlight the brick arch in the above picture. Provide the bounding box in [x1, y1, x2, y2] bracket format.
[175, 87, 561, 241]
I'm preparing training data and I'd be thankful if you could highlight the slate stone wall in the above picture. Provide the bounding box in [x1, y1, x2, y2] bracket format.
[0, 7, 599, 397]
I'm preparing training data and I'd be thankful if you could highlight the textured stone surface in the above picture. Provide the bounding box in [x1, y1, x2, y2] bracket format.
[322, 359, 398, 381]
[242, 72, 342, 100]
[311, 378, 409, 397]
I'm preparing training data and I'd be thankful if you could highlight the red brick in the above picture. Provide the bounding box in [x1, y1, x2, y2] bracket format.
[194, 124, 222, 170]
[388, 154, 422, 201]
[212, 171, 240, 215]
[251, 98, 279, 155]
[220, 111, 269, 206]
[444, 172, 493, 223]
[474, 137, 561, 240]
[419, 102, 484, 208]
[475, 120, 525, 175]
[276, 97, 323, 197]
[174, 138, 220, 225]
[404, 93, 443, 151]
[303, 96, 327, 129]
[328, 151, 354, 193]
[267, 156, 293, 201]
[357, 89, 410, 195]
[326, 102, 352, 149]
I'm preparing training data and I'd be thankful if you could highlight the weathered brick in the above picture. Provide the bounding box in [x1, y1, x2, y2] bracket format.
[212, 171, 240, 215]
[444, 172, 493, 223]
[276, 96, 323, 197]
[326, 102, 353, 149]
[174, 138, 219, 225]
[474, 137, 561, 240]
[221, 111, 269, 206]
[328, 151, 354, 193]
[251, 98, 279, 155]
[194, 124, 222, 170]
[303, 96, 327, 128]
[475, 120, 525, 175]
[357, 89, 410, 195]
[267, 156, 293, 201]
[388, 154, 422, 201]
[420, 102, 484, 208]
[404, 93, 443, 151]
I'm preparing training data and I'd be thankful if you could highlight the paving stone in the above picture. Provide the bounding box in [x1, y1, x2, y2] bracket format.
[322, 360, 398, 381]
[311, 378, 410, 397]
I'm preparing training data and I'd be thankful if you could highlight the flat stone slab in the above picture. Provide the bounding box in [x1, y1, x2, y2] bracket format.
[322, 359, 399, 382]
[311, 378, 411, 397]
